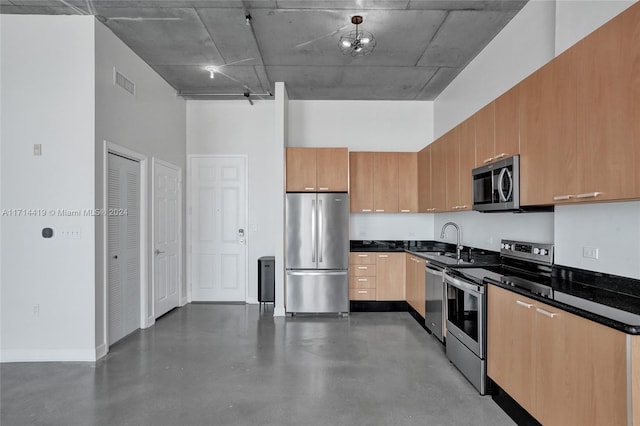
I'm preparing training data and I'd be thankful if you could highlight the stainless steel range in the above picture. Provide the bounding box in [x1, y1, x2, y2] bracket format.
[444, 239, 554, 395]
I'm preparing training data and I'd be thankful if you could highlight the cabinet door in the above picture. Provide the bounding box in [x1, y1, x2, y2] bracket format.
[286, 148, 316, 191]
[417, 146, 432, 212]
[414, 258, 425, 317]
[398, 152, 418, 213]
[535, 302, 627, 426]
[405, 254, 415, 308]
[316, 148, 348, 192]
[373, 152, 399, 213]
[349, 152, 373, 212]
[474, 102, 495, 166]
[430, 139, 447, 212]
[376, 253, 405, 300]
[458, 118, 475, 211]
[575, 4, 640, 202]
[487, 286, 536, 414]
[519, 50, 577, 206]
[494, 84, 520, 161]
[443, 128, 460, 212]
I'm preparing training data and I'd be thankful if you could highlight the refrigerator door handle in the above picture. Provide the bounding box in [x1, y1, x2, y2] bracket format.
[318, 199, 324, 263]
[311, 199, 316, 263]
[287, 271, 348, 276]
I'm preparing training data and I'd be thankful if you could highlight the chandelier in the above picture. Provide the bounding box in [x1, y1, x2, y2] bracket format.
[339, 15, 376, 57]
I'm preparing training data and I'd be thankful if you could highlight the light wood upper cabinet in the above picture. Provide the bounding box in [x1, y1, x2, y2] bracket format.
[373, 152, 399, 213]
[494, 84, 520, 160]
[488, 285, 629, 426]
[349, 152, 374, 212]
[574, 3, 640, 203]
[286, 147, 348, 192]
[456, 117, 475, 211]
[474, 102, 495, 166]
[398, 152, 418, 213]
[316, 148, 348, 192]
[417, 145, 432, 212]
[519, 50, 578, 206]
[375, 253, 405, 301]
[286, 148, 317, 191]
[430, 138, 448, 212]
[443, 128, 460, 212]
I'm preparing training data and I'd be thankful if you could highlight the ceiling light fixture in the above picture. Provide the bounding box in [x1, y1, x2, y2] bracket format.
[339, 15, 376, 57]
[205, 66, 218, 79]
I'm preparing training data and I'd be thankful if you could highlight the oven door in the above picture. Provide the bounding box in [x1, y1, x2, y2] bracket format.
[444, 273, 485, 358]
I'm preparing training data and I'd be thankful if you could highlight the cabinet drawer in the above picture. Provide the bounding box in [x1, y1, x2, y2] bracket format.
[349, 252, 375, 265]
[349, 276, 376, 289]
[351, 265, 375, 276]
[350, 288, 376, 300]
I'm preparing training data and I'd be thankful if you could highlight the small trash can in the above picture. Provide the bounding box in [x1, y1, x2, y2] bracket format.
[258, 256, 275, 304]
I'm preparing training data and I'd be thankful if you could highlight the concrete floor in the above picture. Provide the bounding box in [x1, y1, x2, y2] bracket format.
[1, 305, 515, 426]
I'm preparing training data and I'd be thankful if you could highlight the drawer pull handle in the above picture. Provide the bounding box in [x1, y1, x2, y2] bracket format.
[576, 192, 603, 199]
[483, 157, 494, 164]
[375, 209, 385, 212]
[357, 254, 368, 257]
[357, 266, 368, 270]
[378, 255, 388, 258]
[357, 290, 367, 294]
[319, 187, 329, 190]
[516, 300, 533, 309]
[427, 208, 436, 212]
[494, 153, 507, 159]
[362, 209, 372, 212]
[357, 278, 368, 282]
[553, 195, 573, 201]
[401, 209, 411, 213]
[304, 187, 315, 191]
[536, 308, 558, 318]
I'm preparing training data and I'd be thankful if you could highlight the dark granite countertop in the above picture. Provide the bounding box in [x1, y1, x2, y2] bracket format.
[350, 240, 452, 252]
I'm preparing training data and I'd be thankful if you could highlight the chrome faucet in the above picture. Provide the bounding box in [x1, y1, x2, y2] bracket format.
[440, 222, 463, 260]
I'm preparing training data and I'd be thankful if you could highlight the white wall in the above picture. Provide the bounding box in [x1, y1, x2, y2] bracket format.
[94, 22, 186, 355]
[350, 214, 434, 241]
[555, 0, 637, 55]
[434, 0, 556, 138]
[1, 15, 96, 361]
[186, 100, 280, 305]
[289, 100, 434, 151]
[555, 201, 640, 279]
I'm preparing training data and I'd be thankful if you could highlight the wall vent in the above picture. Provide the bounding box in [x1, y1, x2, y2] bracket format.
[114, 68, 135, 96]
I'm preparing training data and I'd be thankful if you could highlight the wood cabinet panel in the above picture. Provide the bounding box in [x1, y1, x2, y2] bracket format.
[458, 118, 475, 211]
[633, 336, 640, 426]
[351, 264, 375, 277]
[349, 252, 375, 265]
[398, 152, 418, 213]
[417, 146, 432, 212]
[349, 152, 374, 212]
[286, 148, 317, 191]
[443, 128, 460, 212]
[373, 152, 399, 213]
[494, 84, 520, 161]
[350, 288, 376, 300]
[534, 302, 627, 426]
[349, 276, 376, 289]
[487, 286, 536, 414]
[316, 148, 348, 192]
[474, 102, 495, 166]
[519, 50, 578, 206]
[375, 253, 405, 301]
[430, 139, 447, 212]
[405, 254, 425, 317]
[575, 4, 640, 202]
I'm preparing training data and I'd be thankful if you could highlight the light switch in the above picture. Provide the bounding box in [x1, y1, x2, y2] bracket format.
[33, 144, 42, 156]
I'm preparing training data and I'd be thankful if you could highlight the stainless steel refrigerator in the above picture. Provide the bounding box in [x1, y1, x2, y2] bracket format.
[285, 193, 349, 314]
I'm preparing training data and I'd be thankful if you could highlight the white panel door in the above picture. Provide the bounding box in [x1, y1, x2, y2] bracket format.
[154, 159, 181, 318]
[108, 153, 141, 346]
[190, 156, 247, 301]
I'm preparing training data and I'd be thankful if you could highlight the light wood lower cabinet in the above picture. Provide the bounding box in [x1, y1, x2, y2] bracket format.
[405, 254, 425, 317]
[488, 285, 629, 426]
[349, 252, 404, 301]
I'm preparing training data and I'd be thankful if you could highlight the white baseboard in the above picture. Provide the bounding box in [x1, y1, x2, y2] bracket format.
[180, 296, 188, 306]
[274, 306, 286, 317]
[1, 349, 97, 363]
[95, 344, 108, 360]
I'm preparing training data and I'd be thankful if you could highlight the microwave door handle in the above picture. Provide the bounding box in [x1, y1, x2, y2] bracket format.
[497, 168, 513, 202]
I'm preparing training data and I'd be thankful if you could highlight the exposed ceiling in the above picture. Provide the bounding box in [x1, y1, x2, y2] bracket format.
[1, 0, 528, 101]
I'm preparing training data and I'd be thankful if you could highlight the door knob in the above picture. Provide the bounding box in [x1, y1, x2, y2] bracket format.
[155, 249, 165, 255]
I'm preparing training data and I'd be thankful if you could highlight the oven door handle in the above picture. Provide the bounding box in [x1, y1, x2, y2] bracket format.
[497, 167, 513, 202]
[425, 265, 444, 276]
[444, 273, 484, 294]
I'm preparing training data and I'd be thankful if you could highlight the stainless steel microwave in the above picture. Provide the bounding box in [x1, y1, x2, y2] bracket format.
[472, 155, 520, 212]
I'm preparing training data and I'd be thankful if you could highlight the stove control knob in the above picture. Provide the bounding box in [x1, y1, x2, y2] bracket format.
[540, 249, 548, 256]
[504, 244, 511, 250]
[501, 243, 506, 249]
[533, 248, 540, 254]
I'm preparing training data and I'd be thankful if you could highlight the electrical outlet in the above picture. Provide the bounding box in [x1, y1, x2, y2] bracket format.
[33, 304, 40, 316]
[583, 247, 599, 259]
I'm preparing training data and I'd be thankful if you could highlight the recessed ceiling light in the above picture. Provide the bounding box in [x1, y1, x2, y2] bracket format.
[204, 66, 218, 79]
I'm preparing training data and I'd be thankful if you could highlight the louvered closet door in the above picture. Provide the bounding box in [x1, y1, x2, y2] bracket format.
[108, 153, 141, 346]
